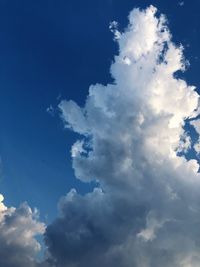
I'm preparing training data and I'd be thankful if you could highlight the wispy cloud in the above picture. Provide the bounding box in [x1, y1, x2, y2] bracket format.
[178, 1, 184, 7]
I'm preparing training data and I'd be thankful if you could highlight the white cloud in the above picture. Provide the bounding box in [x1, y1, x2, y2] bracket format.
[137, 211, 169, 242]
[190, 119, 200, 154]
[71, 140, 86, 158]
[59, 100, 89, 135]
[190, 119, 200, 134]
[109, 21, 121, 40]
[45, 5, 200, 267]
[0, 194, 6, 213]
[176, 132, 191, 153]
[194, 140, 200, 154]
[0, 195, 46, 267]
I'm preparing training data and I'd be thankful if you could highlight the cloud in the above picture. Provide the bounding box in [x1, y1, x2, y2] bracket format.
[190, 119, 200, 154]
[190, 119, 200, 134]
[0, 195, 47, 267]
[178, 1, 184, 7]
[44, 5, 200, 267]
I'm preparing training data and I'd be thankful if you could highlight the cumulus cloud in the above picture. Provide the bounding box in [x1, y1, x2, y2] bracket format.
[45, 5, 200, 267]
[0, 194, 47, 267]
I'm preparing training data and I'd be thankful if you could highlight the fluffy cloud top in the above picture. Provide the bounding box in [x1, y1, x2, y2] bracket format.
[44, 5, 200, 267]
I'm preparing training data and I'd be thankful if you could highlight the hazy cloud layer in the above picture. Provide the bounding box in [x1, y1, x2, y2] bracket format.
[44, 6, 200, 267]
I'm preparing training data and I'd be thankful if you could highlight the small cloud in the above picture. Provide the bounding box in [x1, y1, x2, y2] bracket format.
[178, 1, 184, 6]
[109, 21, 121, 40]
[46, 105, 55, 116]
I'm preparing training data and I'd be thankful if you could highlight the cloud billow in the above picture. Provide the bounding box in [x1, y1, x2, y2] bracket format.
[44, 5, 200, 267]
[1, 5, 200, 267]
[0, 194, 46, 267]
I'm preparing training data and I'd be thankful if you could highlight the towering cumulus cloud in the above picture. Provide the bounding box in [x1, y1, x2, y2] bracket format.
[45, 5, 200, 267]
[0, 194, 46, 267]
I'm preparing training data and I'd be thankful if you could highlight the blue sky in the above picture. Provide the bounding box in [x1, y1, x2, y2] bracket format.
[1, 2, 200, 266]
[1, 0, 200, 223]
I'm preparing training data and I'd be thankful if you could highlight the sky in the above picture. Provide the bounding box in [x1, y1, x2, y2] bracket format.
[0, 0, 200, 221]
[1, 1, 200, 267]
